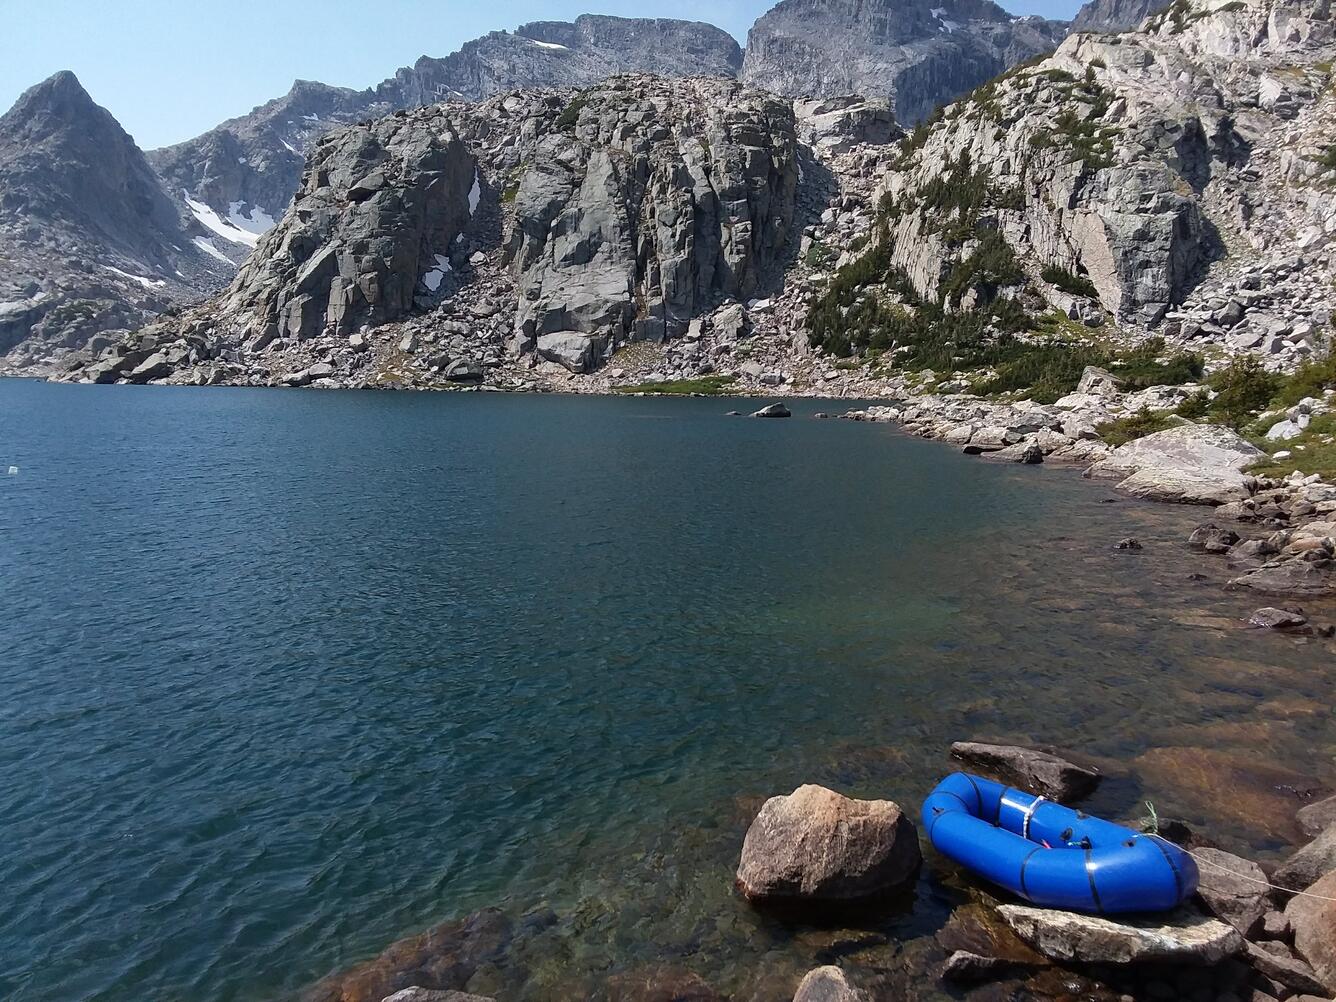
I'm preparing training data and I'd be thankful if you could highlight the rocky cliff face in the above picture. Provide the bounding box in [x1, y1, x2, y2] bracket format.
[740, 0, 1069, 126]
[56, 75, 827, 388]
[0, 72, 235, 366]
[1071, 0, 1168, 32]
[149, 16, 743, 240]
[819, 0, 1336, 369]
[506, 77, 797, 369]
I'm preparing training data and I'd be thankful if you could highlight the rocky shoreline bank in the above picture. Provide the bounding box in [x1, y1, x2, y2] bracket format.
[302, 740, 1336, 1002]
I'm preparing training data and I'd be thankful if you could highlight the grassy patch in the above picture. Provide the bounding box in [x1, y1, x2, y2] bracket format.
[1096, 408, 1179, 447]
[1250, 413, 1336, 479]
[613, 374, 738, 395]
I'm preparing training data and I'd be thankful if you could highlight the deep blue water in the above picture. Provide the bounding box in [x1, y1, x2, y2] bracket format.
[2, 379, 1333, 1002]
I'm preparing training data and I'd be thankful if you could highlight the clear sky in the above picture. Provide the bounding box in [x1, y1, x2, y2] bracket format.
[1, 0, 1084, 151]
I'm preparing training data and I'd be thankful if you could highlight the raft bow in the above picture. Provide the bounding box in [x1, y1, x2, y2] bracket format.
[922, 772, 1198, 913]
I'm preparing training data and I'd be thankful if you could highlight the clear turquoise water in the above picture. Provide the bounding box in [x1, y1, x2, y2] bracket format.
[2, 379, 1333, 1002]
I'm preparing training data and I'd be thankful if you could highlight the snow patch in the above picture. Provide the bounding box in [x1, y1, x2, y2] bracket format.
[281, 138, 299, 154]
[104, 266, 165, 290]
[193, 237, 234, 264]
[468, 168, 481, 215]
[185, 194, 275, 248]
[422, 254, 452, 292]
[528, 39, 570, 50]
[227, 201, 276, 237]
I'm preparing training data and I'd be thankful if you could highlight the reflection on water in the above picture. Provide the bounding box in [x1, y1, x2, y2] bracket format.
[0, 380, 1331, 1002]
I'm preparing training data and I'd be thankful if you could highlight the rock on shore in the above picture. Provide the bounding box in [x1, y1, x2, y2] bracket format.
[949, 742, 1101, 802]
[1088, 425, 1265, 505]
[997, 905, 1244, 965]
[736, 785, 921, 903]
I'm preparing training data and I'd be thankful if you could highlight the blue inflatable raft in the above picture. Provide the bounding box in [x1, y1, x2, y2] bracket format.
[922, 773, 1198, 914]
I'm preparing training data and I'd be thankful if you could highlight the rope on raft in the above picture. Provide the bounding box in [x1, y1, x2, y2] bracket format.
[1148, 836, 1336, 904]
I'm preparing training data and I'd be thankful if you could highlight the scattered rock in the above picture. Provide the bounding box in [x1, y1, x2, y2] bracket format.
[382, 991, 496, 1002]
[949, 742, 1100, 802]
[1195, 847, 1270, 937]
[735, 785, 921, 903]
[1189, 524, 1240, 553]
[1114, 537, 1143, 551]
[751, 403, 792, 418]
[997, 904, 1244, 965]
[1243, 940, 1332, 998]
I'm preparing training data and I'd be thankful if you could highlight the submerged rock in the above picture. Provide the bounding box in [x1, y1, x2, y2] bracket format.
[997, 904, 1244, 965]
[382, 991, 496, 1002]
[735, 784, 921, 903]
[791, 966, 867, 1002]
[1248, 607, 1310, 630]
[1299, 795, 1336, 840]
[949, 742, 1100, 802]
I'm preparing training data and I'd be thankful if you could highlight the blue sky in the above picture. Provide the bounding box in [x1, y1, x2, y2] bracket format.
[1, 0, 1083, 150]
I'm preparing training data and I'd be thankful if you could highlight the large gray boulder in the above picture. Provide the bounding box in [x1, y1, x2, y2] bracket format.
[1286, 871, 1336, 995]
[1275, 823, 1336, 892]
[997, 904, 1244, 965]
[536, 331, 603, 373]
[791, 966, 867, 1002]
[1195, 847, 1270, 937]
[1088, 425, 1264, 505]
[735, 785, 921, 903]
[949, 742, 1100, 802]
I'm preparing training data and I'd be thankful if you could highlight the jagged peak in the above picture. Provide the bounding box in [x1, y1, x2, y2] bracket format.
[1, 69, 100, 128]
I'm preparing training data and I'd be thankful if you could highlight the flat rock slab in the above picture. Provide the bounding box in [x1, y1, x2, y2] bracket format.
[997, 904, 1244, 965]
[1089, 424, 1263, 506]
[949, 741, 1101, 802]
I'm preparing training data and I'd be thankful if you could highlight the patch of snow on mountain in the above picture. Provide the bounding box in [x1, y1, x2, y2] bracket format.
[193, 236, 234, 264]
[422, 254, 452, 292]
[468, 169, 481, 215]
[227, 201, 276, 237]
[103, 266, 165, 290]
[186, 194, 261, 248]
[528, 39, 570, 51]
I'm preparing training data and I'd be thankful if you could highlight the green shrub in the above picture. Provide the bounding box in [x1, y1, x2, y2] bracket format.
[1209, 356, 1283, 429]
[556, 94, 589, 131]
[1270, 353, 1336, 408]
[1041, 264, 1098, 299]
[1097, 409, 1177, 447]
[941, 232, 1023, 306]
[1176, 389, 1211, 419]
[1112, 337, 1204, 390]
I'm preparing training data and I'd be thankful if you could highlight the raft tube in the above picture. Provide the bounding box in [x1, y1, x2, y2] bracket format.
[922, 773, 1198, 914]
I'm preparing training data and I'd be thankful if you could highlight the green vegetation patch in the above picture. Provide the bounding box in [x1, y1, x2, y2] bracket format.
[1096, 408, 1179, 447]
[556, 93, 590, 131]
[1250, 413, 1336, 479]
[1041, 264, 1099, 299]
[614, 374, 738, 396]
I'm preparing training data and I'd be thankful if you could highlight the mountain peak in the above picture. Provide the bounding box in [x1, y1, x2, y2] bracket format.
[1, 69, 101, 134]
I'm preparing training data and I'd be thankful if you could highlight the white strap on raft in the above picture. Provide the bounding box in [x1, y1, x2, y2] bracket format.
[1022, 796, 1047, 840]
